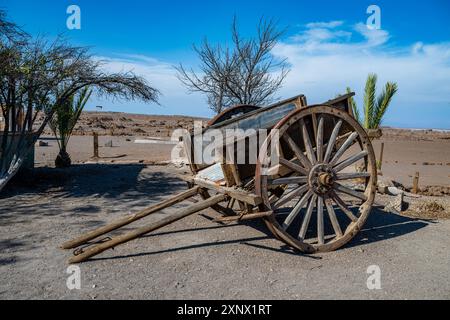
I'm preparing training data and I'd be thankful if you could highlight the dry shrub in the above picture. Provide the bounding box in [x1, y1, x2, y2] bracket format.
[403, 200, 449, 220]
[416, 201, 445, 213]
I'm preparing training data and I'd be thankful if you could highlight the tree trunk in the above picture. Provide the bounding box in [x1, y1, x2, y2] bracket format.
[55, 148, 71, 168]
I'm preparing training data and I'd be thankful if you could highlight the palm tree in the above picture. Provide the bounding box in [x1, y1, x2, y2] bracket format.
[49, 87, 92, 168]
[348, 73, 398, 129]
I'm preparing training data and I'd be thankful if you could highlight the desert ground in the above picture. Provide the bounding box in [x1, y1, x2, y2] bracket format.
[1, 112, 449, 299]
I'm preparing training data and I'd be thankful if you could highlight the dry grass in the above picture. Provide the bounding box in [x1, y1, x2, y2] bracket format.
[403, 200, 449, 220]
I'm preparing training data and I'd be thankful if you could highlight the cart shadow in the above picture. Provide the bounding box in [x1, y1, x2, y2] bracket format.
[225, 206, 430, 254]
[344, 206, 431, 249]
[86, 206, 430, 263]
[88, 235, 271, 263]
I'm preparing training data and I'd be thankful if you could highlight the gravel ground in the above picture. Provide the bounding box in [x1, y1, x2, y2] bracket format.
[1, 164, 449, 300]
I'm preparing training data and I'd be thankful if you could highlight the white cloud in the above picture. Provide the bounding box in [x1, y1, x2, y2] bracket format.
[273, 21, 450, 128]
[353, 22, 389, 47]
[89, 54, 208, 117]
[91, 21, 450, 128]
[290, 28, 352, 43]
[305, 20, 344, 29]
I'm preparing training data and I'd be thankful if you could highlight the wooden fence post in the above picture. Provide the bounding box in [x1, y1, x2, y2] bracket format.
[378, 142, 384, 171]
[93, 132, 99, 158]
[412, 171, 420, 194]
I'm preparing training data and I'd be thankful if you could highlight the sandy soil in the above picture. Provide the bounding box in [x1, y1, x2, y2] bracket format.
[1, 164, 449, 300]
[35, 133, 450, 188]
[1, 111, 449, 300]
[35, 135, 176, 166]
[35, 111, 450, 187]
[371, 139, 450, 187]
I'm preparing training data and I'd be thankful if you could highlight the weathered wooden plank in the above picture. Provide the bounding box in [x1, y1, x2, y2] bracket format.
[333, 150, 368, 172]
[207, 94, 306, 130]
[193, 178, 262, 206]
[317, 197, 324, 245]
[282, 134, 312, 170]
[325, 198, 343, 237]
[299, 194, 317, 239]
[279, 158, 307, 175]
[213, 211, 272, 222]
[269, 176, 308, 186]
[282, 190, 313, 230]
[334, 183, 367, 201]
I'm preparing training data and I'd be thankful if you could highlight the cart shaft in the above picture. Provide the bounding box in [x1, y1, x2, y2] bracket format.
[68, 193, 227, 264]
[61, 186, 200, 249]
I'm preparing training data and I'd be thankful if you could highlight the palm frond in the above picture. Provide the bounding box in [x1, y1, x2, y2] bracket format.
[49, 87, 92, 152]
[372, 82, 398, 129]
[363, 73, 377, 129]
[346, 87, 361, 124]
[67, 87, 92, 141]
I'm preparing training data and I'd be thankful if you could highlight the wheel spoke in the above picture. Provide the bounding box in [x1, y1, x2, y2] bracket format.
[282, 190, 313, 230]
[325, 198, 343, 238]
[279, 158, 309, 175]
[269, 176, 308, 186]
[317, 196, 324, 245]
[316, 117, 324, 162]
[282, 134, 312, 169]
[334, 183, 367, 201]
[227, 198, 236, 209]
[300, 119, 317, 164]
[298, 194, 317, 240]
[330, 191, 358, 222]
[323, 120, 342, 163]
[329, 132, 358, 166]
[333, 150, 368, 172]
[274, 184, 308, 209]
[336, 172, 371, 180]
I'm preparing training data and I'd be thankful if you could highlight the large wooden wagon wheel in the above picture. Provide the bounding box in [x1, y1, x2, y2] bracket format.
[255, 105, 377, 253]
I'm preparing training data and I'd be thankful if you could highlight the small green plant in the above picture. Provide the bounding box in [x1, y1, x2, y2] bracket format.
[49, 87, 92, 168]
[348, 73, 398, 129]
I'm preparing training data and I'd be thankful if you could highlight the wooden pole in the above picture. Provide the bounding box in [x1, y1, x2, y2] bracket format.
[213, 211, 272, 223]
[61, 186, 200, 249]
[68, 194, 227, 264]
[413, 172, 420, 194]
[93, 132, 99, 158]
[378, 142, 384, 170]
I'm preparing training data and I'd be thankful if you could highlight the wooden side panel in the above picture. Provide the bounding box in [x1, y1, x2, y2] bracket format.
[323, 93, 355, 116]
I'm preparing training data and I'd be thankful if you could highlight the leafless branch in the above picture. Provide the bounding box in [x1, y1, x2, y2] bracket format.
[176, 17, 289, 114]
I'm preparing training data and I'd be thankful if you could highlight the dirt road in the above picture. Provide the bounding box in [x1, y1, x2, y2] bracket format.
[1, 164, 449, 299]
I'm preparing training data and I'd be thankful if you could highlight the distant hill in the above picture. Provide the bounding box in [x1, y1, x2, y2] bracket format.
[32, 110, 450, 141]
[35, 111, 208, 137]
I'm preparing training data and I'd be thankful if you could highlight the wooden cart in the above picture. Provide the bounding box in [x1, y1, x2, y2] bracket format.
[62, 92, 377, 263]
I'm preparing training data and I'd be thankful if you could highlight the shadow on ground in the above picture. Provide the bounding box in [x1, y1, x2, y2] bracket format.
[2, 163, 183, 199]
[0, 164, 186, 225]
[347, 206, 430, 248]
[86, 206, 429, 263]
[0, 164, 431, 263]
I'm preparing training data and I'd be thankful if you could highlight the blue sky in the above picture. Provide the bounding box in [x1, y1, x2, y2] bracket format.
[3, 0, 450, 129]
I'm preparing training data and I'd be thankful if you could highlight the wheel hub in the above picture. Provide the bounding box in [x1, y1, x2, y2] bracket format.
[308, 164, 335, 195]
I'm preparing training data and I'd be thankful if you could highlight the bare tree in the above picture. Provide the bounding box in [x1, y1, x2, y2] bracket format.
[176, 17, 289, 114]
[0, 10, 159, 192]
[0, 9, 26, 43]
